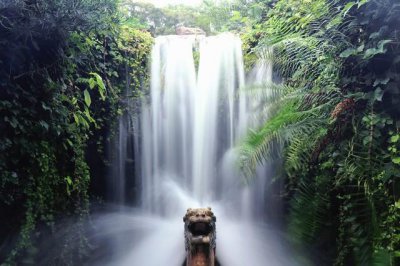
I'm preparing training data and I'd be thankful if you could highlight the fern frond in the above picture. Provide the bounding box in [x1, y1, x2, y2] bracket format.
[288, 177, 331, 244]
[240, 99, 326, 177]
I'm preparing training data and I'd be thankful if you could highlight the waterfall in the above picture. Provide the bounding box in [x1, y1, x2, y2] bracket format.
[108, 95, 136, 205]
[140, 33, 256, 217]
[139, 34, 279, 221]
[140, 35, 198, 214]
[94, 34, 296, 266]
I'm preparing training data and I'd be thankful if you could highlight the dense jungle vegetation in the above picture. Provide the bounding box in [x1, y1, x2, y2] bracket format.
[239, 0, 400, 265]
[0, 0, 152, 264]
[0, 0, 399, 265]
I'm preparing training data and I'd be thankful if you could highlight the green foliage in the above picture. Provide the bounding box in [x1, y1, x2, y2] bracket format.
[120, 0, 273, 36]
[0, 0, 152, 263]
[240, 0, 400, 265]
[240, 98, 328, 177]
[120, 1, 209, 35]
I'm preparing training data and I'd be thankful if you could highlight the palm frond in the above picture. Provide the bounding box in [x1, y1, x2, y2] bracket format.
[240, 99, 327, 177]
[243, 80, 338, 132]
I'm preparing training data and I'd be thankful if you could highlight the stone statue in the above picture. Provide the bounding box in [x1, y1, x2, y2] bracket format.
[183, 207, 217, 266]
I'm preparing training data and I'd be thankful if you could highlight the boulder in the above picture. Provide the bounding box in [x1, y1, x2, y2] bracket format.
[176, 26, 206, 36]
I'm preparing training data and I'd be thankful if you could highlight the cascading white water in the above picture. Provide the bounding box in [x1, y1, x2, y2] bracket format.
[141, 35, 198, 214]
[140, 33, 258, 217]
[93, 34, 296, 266]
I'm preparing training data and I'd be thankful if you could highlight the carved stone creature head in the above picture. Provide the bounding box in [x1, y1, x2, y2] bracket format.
[183, 207, 217, 254]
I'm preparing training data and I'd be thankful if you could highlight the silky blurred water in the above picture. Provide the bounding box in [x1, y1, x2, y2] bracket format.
[87, 34, 296, 266]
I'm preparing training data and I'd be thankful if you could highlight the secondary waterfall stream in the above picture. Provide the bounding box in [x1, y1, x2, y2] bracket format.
[90, 33, 295, 266]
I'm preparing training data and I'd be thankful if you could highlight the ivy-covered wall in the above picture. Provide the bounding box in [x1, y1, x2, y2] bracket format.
[0, 0, 152, 264]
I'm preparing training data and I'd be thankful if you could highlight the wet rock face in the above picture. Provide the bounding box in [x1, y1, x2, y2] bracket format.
[183, 208, 216, 266]
[176, 26, 206, 36]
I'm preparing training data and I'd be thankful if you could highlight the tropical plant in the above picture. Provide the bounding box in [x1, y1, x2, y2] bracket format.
[240, 0, 400, 265]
